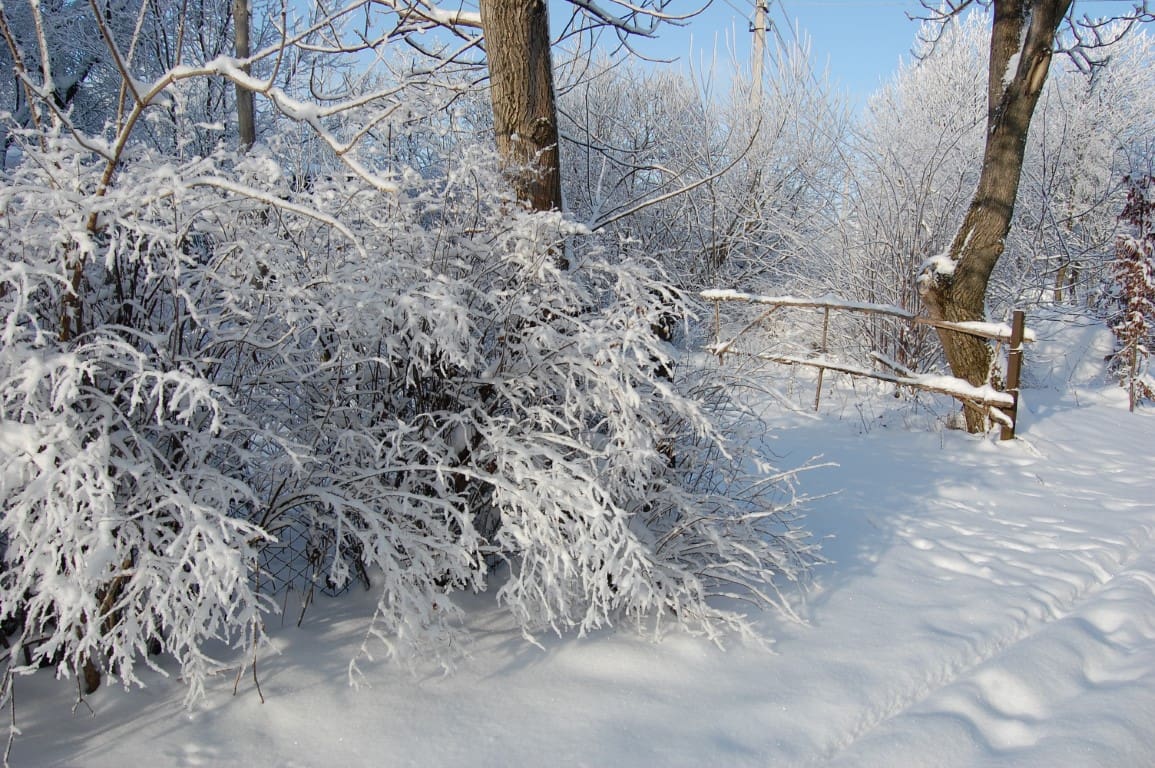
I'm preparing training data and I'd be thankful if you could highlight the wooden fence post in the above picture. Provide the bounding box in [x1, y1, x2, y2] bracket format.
[713, 300, 723, 362]
[1000, 309, 1026, 440]
[814, 306, 830, 412]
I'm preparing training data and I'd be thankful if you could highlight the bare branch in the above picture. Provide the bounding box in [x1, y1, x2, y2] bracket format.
[187, 176, 369, 258]
[0, 5, 46, 138]
[590, 117, 761, 232]
[912, 0, 1153, 68]
[1061, 2, 1153, 71]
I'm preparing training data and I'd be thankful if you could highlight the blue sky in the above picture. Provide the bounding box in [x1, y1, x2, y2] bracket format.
[620, 0, 931, 104]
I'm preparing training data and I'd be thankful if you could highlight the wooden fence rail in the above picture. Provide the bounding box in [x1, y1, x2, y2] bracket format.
[700, 290, 1033, 439]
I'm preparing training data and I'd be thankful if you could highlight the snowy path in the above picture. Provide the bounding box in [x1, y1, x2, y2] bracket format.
[16, 379, 1155, 767]
[796, 392, 1155, 766]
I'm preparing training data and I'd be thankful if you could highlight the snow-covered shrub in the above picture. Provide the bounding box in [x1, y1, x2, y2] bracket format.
[557, 47, 847, 296]
[0, 122, 816, 706]
[818, 13, 988, 371]
[0, 137, 275, 701]
[1104, 174, 1155, 409]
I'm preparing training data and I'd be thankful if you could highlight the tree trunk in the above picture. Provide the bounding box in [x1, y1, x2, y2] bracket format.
[477, 0, 562, 214]
[919, 0, 1071, 432]
[234, 0, 255, 151]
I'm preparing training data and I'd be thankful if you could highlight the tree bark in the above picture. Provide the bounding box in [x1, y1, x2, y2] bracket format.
[919, 0, 1071, 431]
[477, 0, 562, 214]
[234, 0, 255, 151]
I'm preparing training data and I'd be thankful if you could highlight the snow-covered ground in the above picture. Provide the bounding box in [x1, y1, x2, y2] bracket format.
[15, 318, 1155, 767]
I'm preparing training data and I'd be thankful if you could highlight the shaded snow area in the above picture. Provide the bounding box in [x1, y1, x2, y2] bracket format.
[16, 321, 1155, 768]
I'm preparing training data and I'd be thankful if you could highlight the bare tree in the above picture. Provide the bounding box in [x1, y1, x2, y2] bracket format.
[382, 0, 702, 214]
[830, 11, 1153, 382]
[915, 0, 1152, 431]
[829, 15, 988, 372]
[557, 43, 847, 294]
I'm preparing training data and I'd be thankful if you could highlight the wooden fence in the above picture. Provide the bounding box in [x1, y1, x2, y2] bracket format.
[700, 290, 1033, 440]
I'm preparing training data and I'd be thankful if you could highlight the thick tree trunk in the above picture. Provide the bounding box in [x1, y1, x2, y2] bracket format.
[920, 0, 1071, 432]
[234, 0, 255, 150]
[477, 0, 562, 214]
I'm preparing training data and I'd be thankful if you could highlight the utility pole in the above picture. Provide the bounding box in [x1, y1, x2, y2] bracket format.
[751, 0, 769, 105]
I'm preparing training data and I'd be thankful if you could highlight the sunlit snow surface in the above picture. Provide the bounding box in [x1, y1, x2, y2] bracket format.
[17, 318, 1155, 767]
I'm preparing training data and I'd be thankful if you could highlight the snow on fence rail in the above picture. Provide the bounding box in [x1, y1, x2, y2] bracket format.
[700, 290, 1033, 439]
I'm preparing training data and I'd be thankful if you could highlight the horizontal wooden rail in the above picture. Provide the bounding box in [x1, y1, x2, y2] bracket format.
[700, 290, 1036, 344]
[717, 351, 1015, 409]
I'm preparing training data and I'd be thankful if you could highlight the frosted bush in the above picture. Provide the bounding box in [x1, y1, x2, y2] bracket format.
[0, 124, 816, 706]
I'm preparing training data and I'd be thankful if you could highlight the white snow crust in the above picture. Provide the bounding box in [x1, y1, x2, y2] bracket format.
[14, 318, 1155, 768]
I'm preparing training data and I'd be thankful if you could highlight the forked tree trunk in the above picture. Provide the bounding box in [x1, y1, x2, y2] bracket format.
[477, 0, 563, 214]
[919, 0, 1071, 431]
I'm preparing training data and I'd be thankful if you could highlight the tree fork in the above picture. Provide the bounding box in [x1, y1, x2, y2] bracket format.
[920, 0, 1071, 432]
